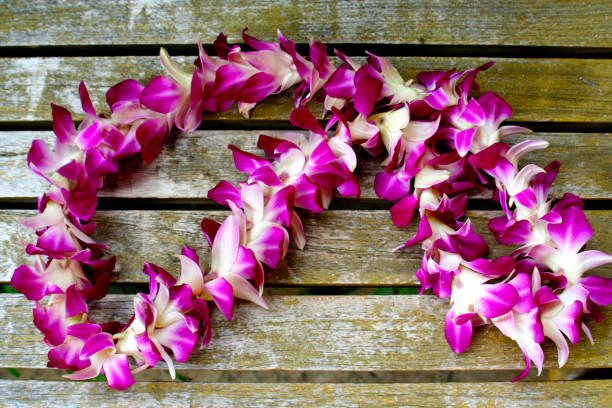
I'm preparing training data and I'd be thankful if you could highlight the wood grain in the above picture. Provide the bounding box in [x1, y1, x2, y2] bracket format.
[1, 56, 611, 124]
[1, 379, 611, 407]
[0, 294, 610, 372]
[2, 210, 610, 286]
[1, 0, 610, 48]
[2, 131, 611, 200]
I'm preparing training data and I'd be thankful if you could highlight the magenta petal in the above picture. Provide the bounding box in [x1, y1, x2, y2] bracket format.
[509, 273, 536, 313]
[189, 68, 204, 109]
[424, 88, 449, 110]
[514, 188, 538, 209]
[237, 72, 279, 103]
[374, 170, 413, 201]
[51, 103, 76, 143]
[510, 353, 532, 382]
[455, 127, 476, 157]
[106, 79, 144, 108]
[79, 81, 97, 117]
[208, 180, 242, 207]
[248, 226, 287, 268]
[225, 274, 268, 309]
[103, 354, 134, 390]
[81, 332, 114, 358]
[464, 256, 515, 277]
[292, 175, 324, 212]
[65, 285, 88, 317]
[390, 195, 418, 228]
[10, 264, 46, 300]
[67, 323, 102, 342]
[445, 309, 473, 353]
[548, 206, 593, 254]
[37, 224, 77, 253]
[205, 277, 234, 320]
[459, 97, 485, 126]
[62, 189, 98, 221]
[310, 141, 338, 165]
[75, 121, 102, 151]
[324, 67, 356, 98]
[28, 140, 61, 173]
[136, 119, 167, 164]
[488, 217, 532, 245]
[212, 63, 251, 99]
[139, 76, 183, 114]
[228, 145, 269, 174]
[580, 275, 612, 306]
[336, 173, 361, 198]
[232, 246, 257, 279]
[395, 215, 433, 250]
[248, 166, 283, 187]
[265, 186, 294, 226]
[532, 161, 561, 203]
[181, 245, 200, 264]
[85, 148, 118, 177]
[289, 106, 325, 135]
[353, 65, 382, 117]
[33, 302, 67, 346]
[477, 283, 518, 318]
[557, 300, 583, 346]
[154, 319, 198, 362]
[446, 227, 488, 261]
[211, 215, 240, 274]
[47, 338, 91, 371]
[201, 218, 221, 248]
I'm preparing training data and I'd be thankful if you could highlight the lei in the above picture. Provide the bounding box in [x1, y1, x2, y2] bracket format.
[11, 30, 612, 390]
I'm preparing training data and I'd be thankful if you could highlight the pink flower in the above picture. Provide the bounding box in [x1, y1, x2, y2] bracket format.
[65, 332, 134, 390]
[491, 273, 544, 382]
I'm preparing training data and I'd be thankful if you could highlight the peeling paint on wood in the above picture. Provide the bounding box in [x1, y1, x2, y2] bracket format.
[1, 379, 611, 407]
[2, 210, 610, 285]
[0, 294, 610, 373]
[1, 56, 611, 123]
[1, 131, 611, 200]
[1, 0, 610, 47]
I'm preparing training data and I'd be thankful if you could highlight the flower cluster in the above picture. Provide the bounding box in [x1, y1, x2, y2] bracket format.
[322, 55, 612, 380]
[10, 31, 357, 389]
[10, 30, 612, 389]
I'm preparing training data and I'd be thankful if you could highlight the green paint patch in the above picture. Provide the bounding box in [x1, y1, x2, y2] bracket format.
[175, 373, 191, 382]
[0, 285, 18, 294]
[375, 287, 419, 295]
[7, 368, 20, 378]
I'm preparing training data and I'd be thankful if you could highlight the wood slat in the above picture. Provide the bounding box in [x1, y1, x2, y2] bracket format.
[2, 210, 610, 286]
[1, 379, 611, 407]
[2, 131, 611, 200]
[1, 56, 611, 123]
[1, 0, 610, 48]
[1, 294, 610, 372]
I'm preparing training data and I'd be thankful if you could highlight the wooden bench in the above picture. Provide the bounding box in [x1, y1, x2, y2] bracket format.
[1, 1, 610, 406]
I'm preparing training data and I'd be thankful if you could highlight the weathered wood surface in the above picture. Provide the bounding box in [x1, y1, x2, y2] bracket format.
[1, 0, 610, 48]
[2, 210, 610, 285]
[1, 379, 611, 408]
[1, 294, 610, 371]
[2, 131, 611, 201]
[2, 56, 611, 124]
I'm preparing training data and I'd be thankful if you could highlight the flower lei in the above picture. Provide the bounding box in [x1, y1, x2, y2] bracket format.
[11, 30, 612, 390]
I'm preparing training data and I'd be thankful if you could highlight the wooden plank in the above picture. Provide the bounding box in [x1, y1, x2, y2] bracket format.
[2, 210, 610, 285]
[1, 56, 611, 124]
[1, 1, 610, 48]
[1, 379, 611, 407]
[0, 294, 610, 372]
[2, 131, 611, 201]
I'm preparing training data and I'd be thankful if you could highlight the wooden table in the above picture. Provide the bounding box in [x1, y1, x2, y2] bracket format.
[0, 1, 610, 406]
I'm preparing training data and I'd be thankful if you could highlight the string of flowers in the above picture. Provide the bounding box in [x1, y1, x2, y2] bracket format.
[10, 30, 612, 389]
